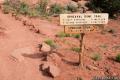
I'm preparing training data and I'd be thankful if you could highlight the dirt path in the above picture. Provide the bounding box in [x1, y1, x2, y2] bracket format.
[0, 10, 55, 80]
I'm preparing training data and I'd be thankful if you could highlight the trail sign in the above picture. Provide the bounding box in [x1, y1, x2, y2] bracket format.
[60, 13, 109, 25]
[59, 13, 109, 68]
[64, 25, 103, 34]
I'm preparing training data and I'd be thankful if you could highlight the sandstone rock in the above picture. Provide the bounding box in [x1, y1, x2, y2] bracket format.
[40, 43, 51, 52]
[86, 10, 93, 13]
[47, 53, 62, 64]
[41, 62, 52, 71]
[78, 1, 89, 7]
[41, 62, 61, 78]
[69, 1, 79, 8]
[48, 65, 60, 78]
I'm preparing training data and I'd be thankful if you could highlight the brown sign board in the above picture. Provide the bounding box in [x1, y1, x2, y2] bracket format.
[60, 13, 109, 25]
[64, 25, 104, 34]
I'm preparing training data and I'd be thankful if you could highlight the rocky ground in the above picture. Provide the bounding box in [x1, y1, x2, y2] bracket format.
[0, 0, 120, 80]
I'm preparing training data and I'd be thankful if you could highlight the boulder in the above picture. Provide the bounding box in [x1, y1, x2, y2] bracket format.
[47, 53, 62, 64]
[48, 65, 61, 78]
[41, 62, 61, 78]
[69, 1, 79, 8]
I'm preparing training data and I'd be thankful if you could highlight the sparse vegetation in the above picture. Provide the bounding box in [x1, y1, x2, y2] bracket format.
[18, 2, 30, 15]
[56, 32, 70, 38]
[91, 53, 101, 61]
[49, 3, 63, 15]
[35, 0, 48, 15]
[3, 0, 30, 15]
[115, 53, 120, 62]
[71, 47, 81, 53]
[72, 34, 80, 39]
[44, 39, 56, 48]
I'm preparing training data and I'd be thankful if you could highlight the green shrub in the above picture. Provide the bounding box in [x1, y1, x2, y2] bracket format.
[49, 3, 63, 15]
[72, 34, 80, 39]
[71, 47, 81, 53]
[2, 0, 15, 14]
[115, 53, 120, 62]
[44, 39, 56, 48]
[56, 32, 70, 38]
[35, 0, 48, 15]
[65, 2, 78, 12]
[28, 9, 39, 17]
[3, 0, 30, 15]
[87, 0, 120, 18]
[18, 2, 30, 15]
[91, 53, 101, 61]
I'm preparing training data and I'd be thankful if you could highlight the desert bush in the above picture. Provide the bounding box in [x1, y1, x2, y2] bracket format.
[115, 53, 120, 62]
[91, 53, 101, 61]
[18, 2, 30, 15]
[35, 0, 48, 15]
[56, 32, 70, 38]
[3, 0, 30, 15]
[87, 0, 120, 18]
[72, 34, 80, 39]
[28, 9, 39, 17]
[71, 47, 81, 53]
[65, 1, 78, 12]
[2, 0, 17, 14]
[49, 3, 63, 15]
[44, 39, 56, 48]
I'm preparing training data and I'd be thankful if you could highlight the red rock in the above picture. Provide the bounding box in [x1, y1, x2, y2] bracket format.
[48, 65, 61, 78]
[41, 43, 51, 52]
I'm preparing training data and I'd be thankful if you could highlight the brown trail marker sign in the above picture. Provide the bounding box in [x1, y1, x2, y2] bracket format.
[60, 13, 109, 68]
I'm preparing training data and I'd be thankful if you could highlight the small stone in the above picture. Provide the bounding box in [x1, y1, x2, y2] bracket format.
[41, 43, 51, 52]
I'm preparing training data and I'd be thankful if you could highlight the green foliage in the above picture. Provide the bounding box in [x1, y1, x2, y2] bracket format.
[35, 0, 48, 15]
[28, 9, 39, 17]
[49, 3, 63, 15]
[44, 39, 56, 48]
[3, 0, 30, 15]
[91, 53, 101, 61]
[71, 47, 81, 53]
[2, 0, 16, 14]
[87, 0, 120, 17]
[18, 2, 30, 15]
[56, 32, 70, 38]
[72, 34, 80, 39]
[115, 53, 120, 62]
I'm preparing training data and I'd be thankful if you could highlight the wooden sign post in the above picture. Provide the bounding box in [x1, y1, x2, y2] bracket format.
[60, 13, 109, 68]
